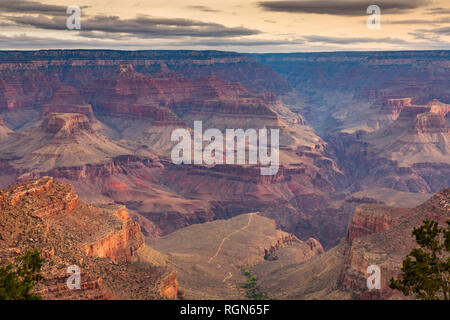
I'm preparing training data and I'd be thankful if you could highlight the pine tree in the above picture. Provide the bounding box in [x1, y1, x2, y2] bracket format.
[390, 219, 450, 300]
[0, 249, 44, 300]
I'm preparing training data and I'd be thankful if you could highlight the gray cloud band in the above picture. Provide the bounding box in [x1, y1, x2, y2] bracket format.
[258, 0, 430, 16]
[4, 14, 260, 38]
[0, 0, 87, 15]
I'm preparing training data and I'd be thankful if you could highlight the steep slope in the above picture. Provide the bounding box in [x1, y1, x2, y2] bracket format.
[0, 177, 178, 299]
[0, 113, 132, 171]
[0, 115, 12, 140]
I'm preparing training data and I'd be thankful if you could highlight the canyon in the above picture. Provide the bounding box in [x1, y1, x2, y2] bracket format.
[0, 50, 449, 299]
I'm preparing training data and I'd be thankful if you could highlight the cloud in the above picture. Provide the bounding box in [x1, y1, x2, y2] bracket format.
[425, 8, 450, 15]
[409, 25, 450, 39]
[258, 0, 431, 16]
[186, 6, 221, 13]
[0, 0, 86, 16]
[429, 26, 450, 35]
[409, 30, 441, 41]
[5, 14, 260, 38]
[303, 35, 408, 44]
[385, 16, 450, 24]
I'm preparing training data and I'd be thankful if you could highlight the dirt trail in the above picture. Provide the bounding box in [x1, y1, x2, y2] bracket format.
[223, 272, 233, 282]
[208, 213, 256, 264]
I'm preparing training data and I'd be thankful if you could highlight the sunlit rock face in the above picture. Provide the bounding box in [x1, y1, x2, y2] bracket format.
[0, 177, 178, 300]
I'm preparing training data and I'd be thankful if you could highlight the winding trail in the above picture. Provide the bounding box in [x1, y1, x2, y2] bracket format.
[223, 272, 233, 282]
[208, 213, 256, 264]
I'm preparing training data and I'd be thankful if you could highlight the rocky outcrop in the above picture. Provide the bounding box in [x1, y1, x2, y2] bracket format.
[264, 234, 302, 260]
[264, 235, 324, 261]
[0, 176, 80, 216]
[414, 112, 447, 133]
[82, 206, 144, 263]
[428, 99, 450, 118]
[0, 177, 142, 262]
[40, 86, 95, 121]
[41, 104, 95, 121]
[381, 98, 412, 115]
[339, 188, 450, 299]
[158, 271, 179, 299]
[346, 204, 412, 242]
[40, 86, 96, 121]
[397, 105, 431, 120]
[0, 177, 178, 300]
[34, 273, 109, 300]
[43, 113, 93, 135]
[0, 51, 292, 136]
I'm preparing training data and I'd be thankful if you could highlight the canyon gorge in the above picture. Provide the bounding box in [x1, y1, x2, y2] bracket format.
[0, 50, 449, 299]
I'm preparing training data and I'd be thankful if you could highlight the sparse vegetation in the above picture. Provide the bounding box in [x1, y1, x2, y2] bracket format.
[0, 249, 44, 300]
[390, 219, 450, 300]
[241, 269, 268, 300]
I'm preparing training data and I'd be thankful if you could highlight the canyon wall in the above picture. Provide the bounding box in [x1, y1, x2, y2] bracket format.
[0, 177, 178, 299]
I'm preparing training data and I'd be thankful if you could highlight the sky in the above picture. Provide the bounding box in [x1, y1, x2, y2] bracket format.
[0, 0, 449, 52]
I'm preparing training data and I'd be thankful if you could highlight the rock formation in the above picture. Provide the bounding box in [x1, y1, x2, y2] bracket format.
[414, 112, 447, 133]
[40, 86, 96, 121]
[0, 113, 133, 171]
[380, 97, 412, 115]
[0, 177, 178, 299]
[339, 188, 450, 299]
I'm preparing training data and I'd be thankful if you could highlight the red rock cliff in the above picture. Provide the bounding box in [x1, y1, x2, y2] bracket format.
[82, 205, 145, 263]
